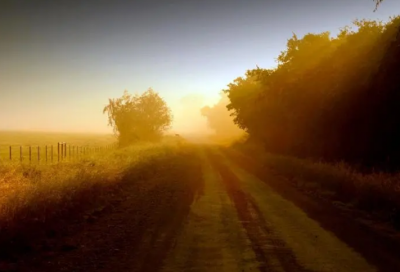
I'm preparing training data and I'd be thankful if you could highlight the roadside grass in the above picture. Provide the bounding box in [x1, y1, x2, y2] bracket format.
[0, 141, 186, 258]
[231, 141, 400, 230]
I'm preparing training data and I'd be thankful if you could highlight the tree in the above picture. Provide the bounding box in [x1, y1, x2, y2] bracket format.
[200, 92, 244, 139]
[223, 17, 400, 168]
[103, 88, 172, 146]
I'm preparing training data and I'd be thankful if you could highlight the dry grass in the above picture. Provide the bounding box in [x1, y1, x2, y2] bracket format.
[0, 141, 184, 257]
[0, 130, 116, 146]
[0, 130, 117, 162]
[233, 142, 400, 230]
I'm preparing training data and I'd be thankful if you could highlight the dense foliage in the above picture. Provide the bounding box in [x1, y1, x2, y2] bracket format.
[204, 16, 400, 171]
[103, 89, 172, 146]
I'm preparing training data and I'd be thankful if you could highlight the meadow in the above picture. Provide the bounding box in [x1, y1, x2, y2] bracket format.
[0, 131, 117, 163]
[0, 131, 186, 257]
[0, 130, 116, 146]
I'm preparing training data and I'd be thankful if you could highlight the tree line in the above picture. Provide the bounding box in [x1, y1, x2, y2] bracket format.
[203, 15, 400, 172]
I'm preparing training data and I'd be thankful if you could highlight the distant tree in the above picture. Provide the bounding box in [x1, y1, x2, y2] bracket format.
[103, 89, 172, 146]
[200, 92, 244, 138]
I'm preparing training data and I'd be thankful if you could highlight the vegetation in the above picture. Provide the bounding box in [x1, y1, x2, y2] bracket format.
[201, 16, 400, 171]
[0, 131, 116, 162]
[200, 92, 246, 144]
[231, 141, 400, 229]
[0, 131, 115, 147]
[201, 8, 400, 229]
[0, 140, 188, 256]
[103, 89, 173, 146]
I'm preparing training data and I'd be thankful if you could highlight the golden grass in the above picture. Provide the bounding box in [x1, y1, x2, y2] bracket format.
[0, 130, 117, 163]
[0, 130, 116, 146]
[0, 140, 184, 255]
[233, 142, 400, 229]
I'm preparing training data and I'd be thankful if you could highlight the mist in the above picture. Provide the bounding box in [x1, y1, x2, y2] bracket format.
[171, 94, 214, 137]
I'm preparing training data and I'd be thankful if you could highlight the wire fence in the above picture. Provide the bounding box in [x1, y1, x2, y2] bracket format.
[0, 142, 117, 164]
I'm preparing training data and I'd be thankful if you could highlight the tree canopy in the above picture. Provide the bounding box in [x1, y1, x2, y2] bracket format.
[202, 15, 400, 171]
[103, 89, 172, 146]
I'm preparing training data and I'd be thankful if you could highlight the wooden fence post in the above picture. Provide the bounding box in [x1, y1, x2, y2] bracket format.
[58, 143, 60, 162]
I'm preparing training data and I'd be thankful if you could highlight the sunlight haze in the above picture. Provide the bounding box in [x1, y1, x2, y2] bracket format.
[1, 0, 399, 133]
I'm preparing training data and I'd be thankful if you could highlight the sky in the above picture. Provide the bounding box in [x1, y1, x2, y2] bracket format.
[0, 0, 399, 134]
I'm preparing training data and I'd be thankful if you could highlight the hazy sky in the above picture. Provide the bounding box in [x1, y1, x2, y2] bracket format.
[0, 0, 399, 133]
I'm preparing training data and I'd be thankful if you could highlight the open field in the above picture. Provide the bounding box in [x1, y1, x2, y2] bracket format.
[0, 140, 188, 264]
[0, 131, 116, 146]
[0, 131, 117, 163]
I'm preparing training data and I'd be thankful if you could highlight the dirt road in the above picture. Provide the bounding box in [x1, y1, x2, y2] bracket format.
[14, 145, 400, 272]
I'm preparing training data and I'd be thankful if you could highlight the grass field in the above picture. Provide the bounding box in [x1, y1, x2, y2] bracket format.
[0, 130, 116, 146]
[0, 138, 187, 257]
[0, 131, 117, 163]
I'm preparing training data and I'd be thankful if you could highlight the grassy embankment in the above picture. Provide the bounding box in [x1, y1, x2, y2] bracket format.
[0, 133, 189, 257]
[231, 141, 400, 231]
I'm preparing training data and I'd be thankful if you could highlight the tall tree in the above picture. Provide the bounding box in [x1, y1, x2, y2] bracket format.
[103, 89, 172, 146]
[223, 16, 400, 169]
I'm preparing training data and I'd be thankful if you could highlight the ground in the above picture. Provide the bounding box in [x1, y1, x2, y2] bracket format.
[5, 144, 400, 272]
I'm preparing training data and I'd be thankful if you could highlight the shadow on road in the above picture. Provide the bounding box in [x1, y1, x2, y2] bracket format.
[206, 149, 313, 272]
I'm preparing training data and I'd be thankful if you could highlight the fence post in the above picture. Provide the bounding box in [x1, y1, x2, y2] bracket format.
[58, 143, 60, 162]
[9, 146, 11, 160]
[46, 146, 48, 163]
[61, 143, 63, 161]
[51, 145, 53, 163]
[64, 143, 67, 159]
[37, 146, 40, 163]
[29, 146, 31, 163]
[20, 146, 22, 162]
